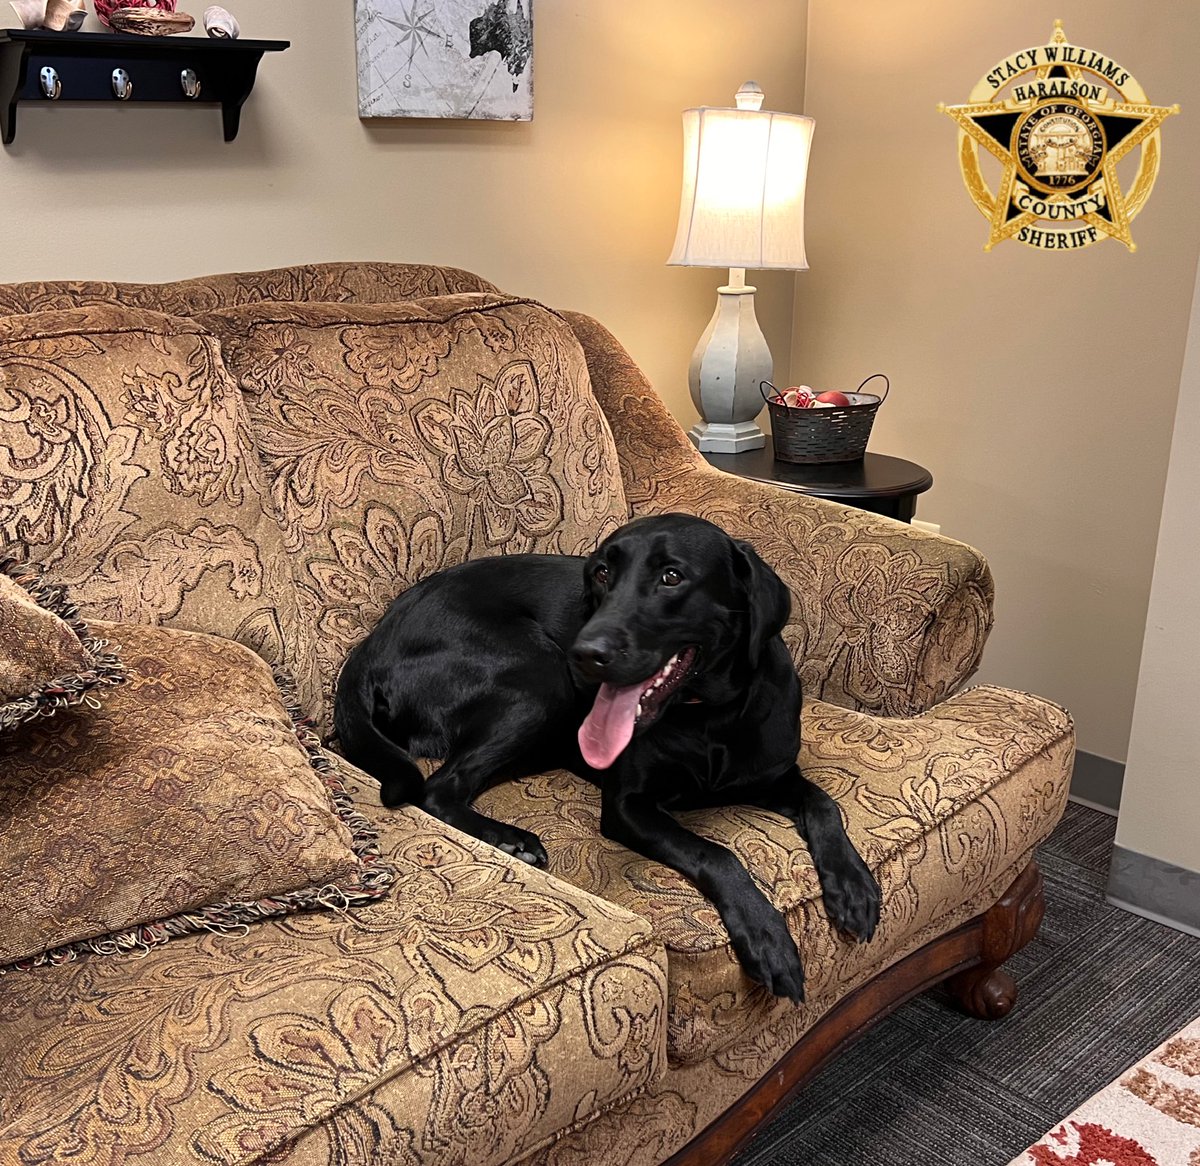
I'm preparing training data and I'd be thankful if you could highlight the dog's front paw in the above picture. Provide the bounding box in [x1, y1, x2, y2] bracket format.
[494, 826, 549, 868]
[820, 854, 882, 943]
[727, 905, 806, 1003]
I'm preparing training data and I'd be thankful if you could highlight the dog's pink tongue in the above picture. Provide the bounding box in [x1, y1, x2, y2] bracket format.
[579, 682, 644, 770]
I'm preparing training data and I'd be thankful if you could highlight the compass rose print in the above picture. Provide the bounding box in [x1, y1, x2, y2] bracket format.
[356, 0, 534, 121]
[940, 21, 1178, 252]
[382, 1, 443, 88]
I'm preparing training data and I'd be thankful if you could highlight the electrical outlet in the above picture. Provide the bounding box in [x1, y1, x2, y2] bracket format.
[912, 519, 941, 536]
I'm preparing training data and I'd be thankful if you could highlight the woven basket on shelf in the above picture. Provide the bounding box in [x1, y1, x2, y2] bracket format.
[761, 374, 890, 464]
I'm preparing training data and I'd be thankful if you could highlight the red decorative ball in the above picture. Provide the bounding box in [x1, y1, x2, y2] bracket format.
[816, 390, 852, 407]
[93, 0, 177, 27]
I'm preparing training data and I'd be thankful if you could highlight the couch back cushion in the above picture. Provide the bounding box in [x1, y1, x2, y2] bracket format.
[201, 293, 629, 710]
[0, 305, 322, 720]
[0, 261, 498, 317]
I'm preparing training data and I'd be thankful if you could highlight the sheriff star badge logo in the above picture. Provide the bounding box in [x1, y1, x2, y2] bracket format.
[940, 21, 1178, 252]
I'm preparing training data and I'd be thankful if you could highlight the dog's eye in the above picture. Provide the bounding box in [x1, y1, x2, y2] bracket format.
[593, 565, 609, 586]
[661, 568, 683, 587]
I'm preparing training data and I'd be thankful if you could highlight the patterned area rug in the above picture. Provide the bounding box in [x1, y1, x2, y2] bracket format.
[1009, 1016, 1200, 1165]
[731, 803, 1200, 1166]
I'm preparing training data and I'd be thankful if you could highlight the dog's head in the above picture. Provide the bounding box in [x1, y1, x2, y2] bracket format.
[571, 513, 790, 769]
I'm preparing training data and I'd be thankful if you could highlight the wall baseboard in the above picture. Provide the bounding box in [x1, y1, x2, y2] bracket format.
[1071, 754, 1200, 937]
[1069, 750, 1124, 816]
[1107, 845, 1200, 939]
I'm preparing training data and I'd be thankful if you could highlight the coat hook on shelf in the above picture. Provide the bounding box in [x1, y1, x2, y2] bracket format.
[39, 66, 61, 99]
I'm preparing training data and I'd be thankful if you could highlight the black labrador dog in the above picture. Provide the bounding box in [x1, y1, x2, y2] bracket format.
[336, 513, 881, 1000]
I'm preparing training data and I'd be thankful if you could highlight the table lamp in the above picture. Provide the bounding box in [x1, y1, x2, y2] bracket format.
[668, 82, 815, 453]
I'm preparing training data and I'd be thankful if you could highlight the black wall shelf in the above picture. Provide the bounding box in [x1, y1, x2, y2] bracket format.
[0, 28, 289, 144]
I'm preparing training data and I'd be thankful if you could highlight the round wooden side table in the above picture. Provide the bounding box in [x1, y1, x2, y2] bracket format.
[701, 449, 933, 522]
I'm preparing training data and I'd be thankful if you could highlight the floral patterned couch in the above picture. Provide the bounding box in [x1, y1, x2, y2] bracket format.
[0, 262, 1075, 1165]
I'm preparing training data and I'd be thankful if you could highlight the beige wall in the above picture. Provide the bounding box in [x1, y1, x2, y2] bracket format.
[1114, 254, 1200, 874]
[1, 1, 808, 428]
[798, 2, 1200, 763]
[9, 4, 1192, 773]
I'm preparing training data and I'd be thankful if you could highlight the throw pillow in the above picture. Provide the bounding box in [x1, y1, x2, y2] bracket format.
[199, 293, 630, 710]
[0, 304, 323, 726]
[0, 558, 122, 733]
[0, 620, 392, 972]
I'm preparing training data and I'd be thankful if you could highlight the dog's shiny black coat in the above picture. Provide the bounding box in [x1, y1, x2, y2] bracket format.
[336, 513, 881, 999]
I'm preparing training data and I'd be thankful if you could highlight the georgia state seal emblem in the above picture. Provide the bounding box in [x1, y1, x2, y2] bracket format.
[940, 21, 1178, 252]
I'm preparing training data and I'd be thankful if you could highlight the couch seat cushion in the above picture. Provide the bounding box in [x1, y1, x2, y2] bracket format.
[199, 294, 630, 719]
[0, 559, 122, 731]
[0, 621, 388, 971]
[0, 304, 322, 721]
[475, 685, 1075, 1066]
[0, 760, 667, 1166]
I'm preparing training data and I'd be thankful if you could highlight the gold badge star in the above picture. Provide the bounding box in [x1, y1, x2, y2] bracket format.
[940, 21, 1178, 252]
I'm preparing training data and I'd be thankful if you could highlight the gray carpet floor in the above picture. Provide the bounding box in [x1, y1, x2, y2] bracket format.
[731, 801, 1200, 1166]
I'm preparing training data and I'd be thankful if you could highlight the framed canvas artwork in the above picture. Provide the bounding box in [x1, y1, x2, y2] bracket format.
[356, 0, 533, 121]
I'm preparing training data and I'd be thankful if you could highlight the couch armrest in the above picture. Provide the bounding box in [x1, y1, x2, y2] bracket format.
[564, 310, 994, 716]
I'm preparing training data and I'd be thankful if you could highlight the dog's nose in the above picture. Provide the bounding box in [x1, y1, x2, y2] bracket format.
[571, 639, 616, 679]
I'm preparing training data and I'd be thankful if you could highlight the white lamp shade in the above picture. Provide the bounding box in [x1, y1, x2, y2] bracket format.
[667, 104, 814, 271]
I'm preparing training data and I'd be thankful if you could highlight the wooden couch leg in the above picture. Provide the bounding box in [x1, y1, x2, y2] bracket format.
[945, 861, 1045, 1020]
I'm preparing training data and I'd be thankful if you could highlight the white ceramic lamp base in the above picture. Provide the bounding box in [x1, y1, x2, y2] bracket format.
[687, 420, 766, 454]
[686, 277, 771, 454]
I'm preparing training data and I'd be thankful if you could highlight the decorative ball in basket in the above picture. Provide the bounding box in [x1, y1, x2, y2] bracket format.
[760, 374, 890, 464]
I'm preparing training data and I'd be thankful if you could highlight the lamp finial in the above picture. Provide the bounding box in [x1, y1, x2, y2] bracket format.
[735, 81, 764, 111]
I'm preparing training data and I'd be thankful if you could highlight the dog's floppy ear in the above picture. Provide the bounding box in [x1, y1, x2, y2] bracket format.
[733, 539, 792, 666]
[580, 554, 601, 617]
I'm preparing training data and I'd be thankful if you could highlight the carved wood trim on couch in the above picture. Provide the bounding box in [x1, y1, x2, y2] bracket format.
[665, 861, 1046, 1166]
